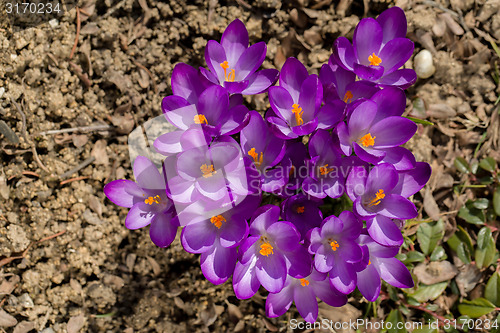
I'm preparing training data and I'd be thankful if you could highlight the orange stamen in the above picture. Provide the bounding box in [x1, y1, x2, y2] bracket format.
[220, 61, 235, 82]
[360, 133, 376, 147]
[292, 103, 304, 126]
[330, 240, 339, 251]
[296, 206, 305, 214]
[319, 164, 334, 176]
[259, 242, 274, 257]
[210, 215, 226, 229]
[300, 278, 310, 287]
[194, 114, 208, 125]
[368, 260, 371, 265]
[144, 195, 161, 205]
[248, 148, 263, 168]
[368, 189, 385, 207]
[200, 164, 216, 178]
[343, 90, 353, 103]
[368, 53, 382, 66]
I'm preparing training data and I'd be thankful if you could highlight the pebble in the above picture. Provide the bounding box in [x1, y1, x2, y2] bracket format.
[18, 293, 34, 308]
[414, 49, 435, 79]
[0, 87, 4, 99]
[49, 19, 59, 28]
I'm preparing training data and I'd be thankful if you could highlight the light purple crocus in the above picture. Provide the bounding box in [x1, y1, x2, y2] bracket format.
[104, 156, 179, 248]
[308, 211, 363, 294]
[267, 57, 343, 139]
[233, 205, 312, 298]
[266, 268, 347, 323]
[332, 6, 416, 88]
[346, 162, 431, 246]
[302, 129, 344, 199]
[337, 87, 417, 166]
[282, 193, 323, 241]
[354, 233, 414, 301]
[202, 19, 279, 95]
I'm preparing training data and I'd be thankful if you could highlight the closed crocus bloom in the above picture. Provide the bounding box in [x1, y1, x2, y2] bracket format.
[202, 19, 279, 95]
[104, 156, 179, 248]
[282, 193, 323, 241]
[170, 62, 213, 105]
[332, 6, 416, 88]
[266, 269, 347, 323]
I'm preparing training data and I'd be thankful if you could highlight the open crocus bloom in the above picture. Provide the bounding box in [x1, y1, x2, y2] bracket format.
[332, 7, 416, 88]
[202, 19, 279, 95]
[267, 57, 343, 139]
[103, 156, 179, 248]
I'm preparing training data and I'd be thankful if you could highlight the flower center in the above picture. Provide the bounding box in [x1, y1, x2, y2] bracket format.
[220, 61, 235, 82]
[343, 90, 353, 103]
[259, 242, 274, 257]
[360, 133, 376, 147]
[330, 240, 339, 251]
[248, 148, 263, 168]
[289, 165, 296, 177]
[368, 260, 372, 265]
[368, 189, 385, 207]
[319, 164, 334, 176]
[210, 215, 226, 229]
[300, 278, 310, 287]
[194, 114, 208, 125]
[144, 195, 161, 205]
[200, 164, 216, 178]
[292, 103, 304, 126]
[296, 206, 305, 214]
[368, 53, 382, 66]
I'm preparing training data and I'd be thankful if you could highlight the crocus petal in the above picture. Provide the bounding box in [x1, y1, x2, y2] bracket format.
[104, 180, 144, 208]
[181, 220, 216, 253]
[224, 80, 250, 94]
[134, 156, 165, 190]
[377, 194, 417, 219]
[313, 244, 335, 273]
[392, 162, 431, 198]
[376, 6, 407, 45]
[250, 204, 280, 234]
[285, 246, 313, 278]
[233, 258, 260, 299]
[298, 75, 322, 121]
[221, 19, 249, 65]
[370, 86, 407, 122]
[154, 131, 183, 156]
[337, 241, 362, 263]
[294, 283, 318, 323]
[339, 211, 363, 239]
[337, 122, 352, 156]
[162, 95, 197, 130]
[370, 116, 417, 148]
[313, 279, 348, 307]
[200, 240, 237, 285]
[234, 42, 267, 81]
[332, 37, 356, 71]
[329, 260, 357, 294]
[239, 236, 260, 264]
[220, 105, 250, 135]
[347, 99, 378, 137]
[366, 215, 403, 247]
[266, 116, 297, 140]
[357, 263, 381, 301]
[125, 202, 155, 229]
[196, 174, 230, 202]
[302, 178, 326, 199]
[279, 57, 309, 102]
[240, 111, 270, 157]
[171, 63, 208, 104]
[346, 166, 368, 201]
[379, 147, 416, 171]
[291, 118, 319, 137]
[266, 286, 293, 318]
[269, 86, 294, 123]
[353, 143, 386, 164]
[241, 69, 279, 95]
[365, 163, 398, 193]
[205, 40, 227, 84]
[261, 167, 288, 193]
[378, 38, 414, 75]
[149, 212, 178, 248]
[219, 216, 249, 248]
[198, 86, 229, 125]
[378, 257, 414, 288]
[353, 63, 385, 81]
[377, 69, 416, 89]
[256, 253, 287, 293]
[354, 198, 376, 218]
[316, 101, 344, 130]
[354, 18, 383, 64]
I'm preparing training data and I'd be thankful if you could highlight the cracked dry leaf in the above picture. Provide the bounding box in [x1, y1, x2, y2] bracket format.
[414, 261, 458, 285]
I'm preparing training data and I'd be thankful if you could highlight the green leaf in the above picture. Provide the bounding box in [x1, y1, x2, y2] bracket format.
[458, 201, 485, 225]
[477, 227, 492, 249]
[458, 298, 496, 318]
[491, 313, 500, 333]
[493, 186, 500, 216]
[454, 157, 470, 174]
[386, 309, 408, 333]
[409, 282, 448, 303]
[405, 116, 434, 126]
[417, 220, 444, 255]
[475, 227, 496, 268]
[456, 242, 472, 264]
[479, 157, 497, 172]
[485, 272, 500, 306]
[447, 226, 474, 253]
[430, 246, 447, 261]
[399, 251, 426, 264]
[472, 198, 489, 210]
[413, 327, 439, 333]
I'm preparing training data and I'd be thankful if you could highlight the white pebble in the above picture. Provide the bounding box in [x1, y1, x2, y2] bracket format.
[414, 49, 435, 79]
[10, 54, 17, 60]
[49, 19, 59, 28]
[0, 87, 4, 99]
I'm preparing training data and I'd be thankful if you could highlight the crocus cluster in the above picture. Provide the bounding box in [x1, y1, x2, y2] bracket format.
[104, 7, 431, 323]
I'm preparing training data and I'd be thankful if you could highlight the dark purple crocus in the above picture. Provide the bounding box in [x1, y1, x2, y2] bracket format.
[275, 141, 308, 197]
[302, 129, 344, 199]
[202, 19, 279, 95]
[282, 193, 323, 241]
[266, 268, 347, 323]
[233, 205, 312, 298]
[332, 6, 416, 88]
[104, 156, 179, 248]
[337, 87, 417, 166]
[171, 63, 213, 105]
[346, 162, 431, 246]
[354, 233, 414, 301]
[267, 57, 343, 139]
[162, 85, 249, 139]
[308, 211, 363, 294]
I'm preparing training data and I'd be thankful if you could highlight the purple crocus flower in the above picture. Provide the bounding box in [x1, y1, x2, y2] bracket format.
[233, 205, 312, 298]
[266, 268, 347, 323]
[337, 87, 417, 166]
[202, 19, 279, 95]
[302, 129, 344, 199]
[332, 6, 416, 88]
[346, 162, 431, 246]
[354, 233, 414, 301]
[171, 62, 213, 105]
[104, 156, 179, 248]
[267, 57, 343, 139]
[162, 85, 249, 139]
[308, 211, 363, 294]
[154, 127, 211, 157]
[282, 193, 323, 241]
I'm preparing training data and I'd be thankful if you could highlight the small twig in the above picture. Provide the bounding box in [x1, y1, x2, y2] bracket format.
[134, 61, 158, 94]
[69, 7, 81, 60]
[36, 230, 66, 244]
[104, 159, 118, 184]
[60, 176, 90, 185]
[235, 0, 251, 10]
[39, 124, 113, 136]
[59, 156, 95, 179]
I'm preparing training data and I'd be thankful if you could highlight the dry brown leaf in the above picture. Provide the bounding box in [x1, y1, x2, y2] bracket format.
[72, 134, 88, 148]
[80, 22, 99, 35]
[413, 261, 458, 285]
[13, 321, 35, 333]
[200, 303, 218, 327]
[146, 256, 161, 276]
[70, 278, 83, 294]
[174, 297, 186, 310]
[440, 13, 464, 35]
[67, 314, 85, 333]
[455, 263, 481, 296]
[0, 309, 17, 327]
[0, 169, 10, 200]
[137, 68, 150, 89]
[88, 195, 103, 218]
[0, 120, 19, 144]
[289, 8, 308, 28]
[261, 318, 278, 332]
[423, 188, 441, 221]
[225, 300, 243, 322]
[126, 253, 137, 272]
[432, 16, 447, 37]
[0, 275, 20, 295]
[427, 104, 456, 119]
[79, 0, 96, 22]
[91, 140, 109, 165]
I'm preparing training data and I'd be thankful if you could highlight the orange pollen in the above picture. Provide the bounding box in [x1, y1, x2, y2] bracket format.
[300, 278, 310, 287]
[368, 260, 372, 265]
[319, 164, 334, 176]
[248, 148, 264, 168]
[289, 165, 296, 177]
[343, 90, 353, 103]
[220, 61, 235, 82]
[259, 242, 274, 257]
[200, 164, 216, 178]
[210, 215, 227, 229]
[330, 240, 340, 251]
[360, 133, 376, 147]
[292, 103, 304, 126]
[368, 53, 382, 66]
[194, 114, 208, 125]
[368, 189, 385, 207]
[296, 206, 305, 214]
[144, 195, 161, 205]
